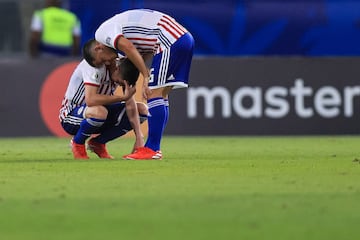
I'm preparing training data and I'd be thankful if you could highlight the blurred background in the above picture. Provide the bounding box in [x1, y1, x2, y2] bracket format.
[1, 0, 360, 136]
[2, 0, 360, 56]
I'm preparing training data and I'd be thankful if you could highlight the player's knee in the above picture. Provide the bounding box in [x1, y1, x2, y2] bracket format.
[136, 102, 148, 116]
[85, 106, 108, 119]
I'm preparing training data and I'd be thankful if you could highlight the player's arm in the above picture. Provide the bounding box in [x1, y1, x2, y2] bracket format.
[125, 96, 145, 152]
[115, 37, 152, 99]
[84, 82, 135, 107]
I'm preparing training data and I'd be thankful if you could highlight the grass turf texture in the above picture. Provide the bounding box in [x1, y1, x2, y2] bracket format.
[0, 136, 360, 240]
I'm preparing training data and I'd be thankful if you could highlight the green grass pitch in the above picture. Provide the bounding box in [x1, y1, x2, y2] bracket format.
[0, 136, 360, 240]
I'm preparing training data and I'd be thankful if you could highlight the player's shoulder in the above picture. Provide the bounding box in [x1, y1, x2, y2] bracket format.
[78, 59, 92, 71]
[79, 60, 106, 79]
[79, 59, 103, 71]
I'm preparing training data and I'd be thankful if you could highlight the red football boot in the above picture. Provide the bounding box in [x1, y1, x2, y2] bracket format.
[87, 138, 114, 159]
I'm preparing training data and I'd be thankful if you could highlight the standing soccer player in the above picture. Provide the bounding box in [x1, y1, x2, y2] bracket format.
[83, 9, 194, 160]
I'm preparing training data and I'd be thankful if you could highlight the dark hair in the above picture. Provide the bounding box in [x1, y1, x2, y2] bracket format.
[119, 58, 140, 86]
[82, 39, 97, 67]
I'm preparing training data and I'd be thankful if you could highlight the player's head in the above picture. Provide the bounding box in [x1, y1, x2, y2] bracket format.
[118, 58, 139, 86]
[83, 39, 118, 68]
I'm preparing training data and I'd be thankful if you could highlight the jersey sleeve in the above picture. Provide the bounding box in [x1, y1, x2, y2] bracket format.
[82, 62, 106, 87]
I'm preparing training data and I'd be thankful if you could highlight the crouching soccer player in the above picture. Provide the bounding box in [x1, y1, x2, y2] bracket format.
[59, 42, 147, 159]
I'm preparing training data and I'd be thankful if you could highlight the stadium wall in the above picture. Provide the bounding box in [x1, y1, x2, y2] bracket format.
[0, 57, 359, 137]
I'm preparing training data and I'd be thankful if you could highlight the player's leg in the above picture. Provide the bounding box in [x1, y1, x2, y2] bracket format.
[91, 103, 129, 143]
[146, 33, 194, 151]
[123, 93, 164, 159]
[61, 105, 102, 159]
[142, 48, 174, 154]
[73, 105, 107, 144]
[88, 102, 147, 158]
[86, 103, 124, 159]
[161, 32, 194, 133]
[145, 89, 166, 152]
[62, 105, 108, 159]
[162, 86, 173, 129]
[95, 102, 148, 142]
[61, 106, 88, 159]
[126, 32, 194, 160]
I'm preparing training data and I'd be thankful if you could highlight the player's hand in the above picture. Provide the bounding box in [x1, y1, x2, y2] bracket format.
[122, 81, 136, 101]
[142, 84, 152, 100]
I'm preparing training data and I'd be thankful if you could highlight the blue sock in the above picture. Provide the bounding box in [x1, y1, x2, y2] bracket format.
[73, 118, 105, 144]
[145, 97, 166, 151]
[164, 99, 169, 127]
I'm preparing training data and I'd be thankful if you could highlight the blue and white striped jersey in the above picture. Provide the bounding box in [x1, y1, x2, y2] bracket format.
[95, 9, 188, 55]
[59, 59, 116, 121]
